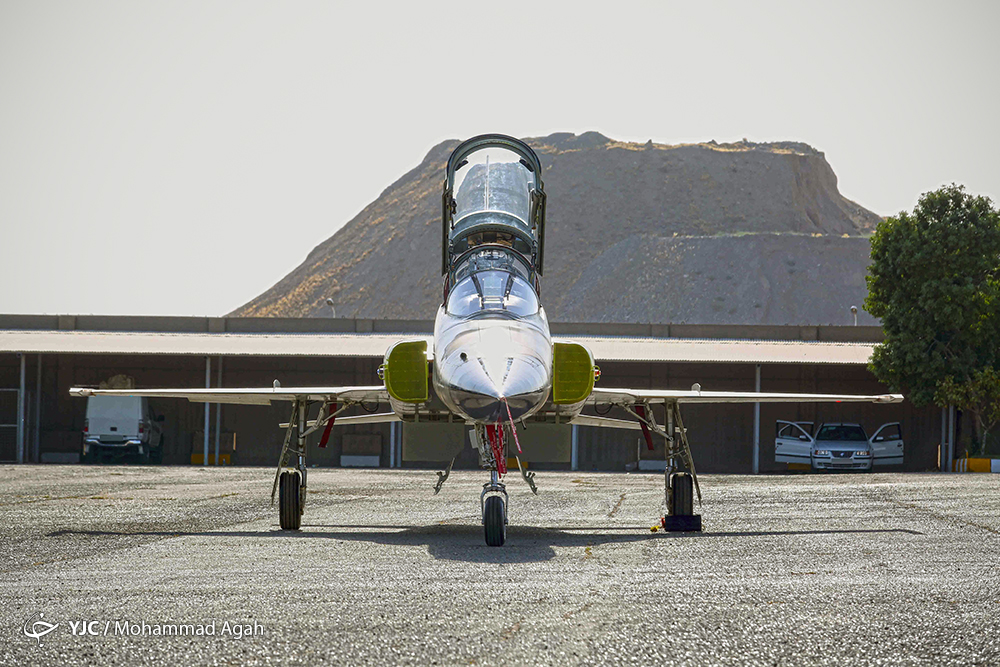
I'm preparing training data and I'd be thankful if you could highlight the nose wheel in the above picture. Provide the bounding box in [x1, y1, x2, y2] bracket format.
[483, 495, 507, 546]
[481, 471, 509, 547]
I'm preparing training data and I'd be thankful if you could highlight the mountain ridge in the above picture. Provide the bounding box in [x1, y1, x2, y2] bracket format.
[230, 132, 880, 325]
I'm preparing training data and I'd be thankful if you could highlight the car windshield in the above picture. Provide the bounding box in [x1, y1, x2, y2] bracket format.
[446, 272, 539, 318]
[816, 424, 868, 442]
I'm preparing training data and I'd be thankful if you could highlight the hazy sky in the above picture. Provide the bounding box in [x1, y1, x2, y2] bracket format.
[2, 1, 997, 316]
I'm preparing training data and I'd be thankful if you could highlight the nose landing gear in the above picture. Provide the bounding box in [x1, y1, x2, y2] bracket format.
[482, 472, 508, 546]
[475, 424, 510, 546]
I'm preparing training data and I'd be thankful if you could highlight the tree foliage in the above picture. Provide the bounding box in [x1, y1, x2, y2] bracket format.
[865, 184, 1000, 452]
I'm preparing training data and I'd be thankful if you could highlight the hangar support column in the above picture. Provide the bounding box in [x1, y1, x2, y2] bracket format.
[203, 357, 210, 466]
[571, 424, 579, 471]
[34, 354, 41, 463]
[752, 364, 761, 475]
[17, 353, 25, 463]
[214, 356, 222, 466]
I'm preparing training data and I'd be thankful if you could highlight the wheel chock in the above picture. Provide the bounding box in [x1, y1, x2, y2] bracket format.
[660, 514, 702, 532]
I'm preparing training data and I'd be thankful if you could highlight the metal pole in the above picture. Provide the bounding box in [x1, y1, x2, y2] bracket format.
[571, 424, 579, 471]
[17, 353, 25, 464]
[34, 354, 42, 463]
[203, 357, 211, 466]
[389, 421, 397, 468]
[752, 364, 761, 475]
[214, 356, 222, 465]
[941, 407, 947, 472]
[947, 405, 956, 471]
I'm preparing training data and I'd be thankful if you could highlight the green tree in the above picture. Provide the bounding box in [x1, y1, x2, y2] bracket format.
[865, 184, 1000, 455]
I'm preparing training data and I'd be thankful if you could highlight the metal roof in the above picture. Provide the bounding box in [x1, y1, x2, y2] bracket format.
[0, 329, 875, 365]
[575, 336, 874, 365]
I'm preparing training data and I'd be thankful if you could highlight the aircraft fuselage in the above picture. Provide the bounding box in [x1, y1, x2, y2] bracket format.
[433, 135, 554, 426]
[432, 301, 552, 424]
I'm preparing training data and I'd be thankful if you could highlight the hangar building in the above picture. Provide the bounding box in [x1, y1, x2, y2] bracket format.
[0, 314, 957, 473]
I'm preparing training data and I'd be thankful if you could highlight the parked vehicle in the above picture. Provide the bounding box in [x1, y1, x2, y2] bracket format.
[82, 396, 164, 463]
[775, 421, 903, 471]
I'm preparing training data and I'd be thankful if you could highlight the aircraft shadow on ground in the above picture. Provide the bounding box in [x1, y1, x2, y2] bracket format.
[46, 526, 922, 565]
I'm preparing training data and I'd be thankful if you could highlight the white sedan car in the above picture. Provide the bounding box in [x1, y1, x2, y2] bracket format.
[775, 421, 904, 471]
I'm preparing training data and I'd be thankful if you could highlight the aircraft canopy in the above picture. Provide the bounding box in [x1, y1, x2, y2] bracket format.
[442, 134, 547, 277]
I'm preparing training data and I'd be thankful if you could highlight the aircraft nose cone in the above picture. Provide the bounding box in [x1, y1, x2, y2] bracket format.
[433, 315, 553, 424]
[439, 351, 549, 423]
[497, 357, 549, 420]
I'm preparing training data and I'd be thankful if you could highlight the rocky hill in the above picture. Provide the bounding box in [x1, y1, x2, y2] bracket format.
[230, 132, 881, 325]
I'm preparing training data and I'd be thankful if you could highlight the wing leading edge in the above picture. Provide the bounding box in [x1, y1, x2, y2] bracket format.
[588, 388, 903, 406]
[68, 386, 389, 406]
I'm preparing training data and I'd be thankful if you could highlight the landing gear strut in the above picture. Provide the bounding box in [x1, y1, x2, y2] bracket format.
[623, 400, 703, 532]
[270, 398, 356, 530]
[476, 424, 510, 546]
[273, 400, 308, 530]
[660, 403, 702, 531]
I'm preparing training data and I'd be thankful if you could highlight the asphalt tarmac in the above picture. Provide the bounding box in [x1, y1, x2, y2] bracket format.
[2, 465, 998, 666]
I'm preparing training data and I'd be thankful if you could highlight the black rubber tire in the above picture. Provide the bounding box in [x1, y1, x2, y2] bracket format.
[483, 495, 506, 546]
[671, 472, 694, 517]
[279, 471, 302, 530]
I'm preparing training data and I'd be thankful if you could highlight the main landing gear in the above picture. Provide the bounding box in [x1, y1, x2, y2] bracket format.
[272, 398, 349, 531]
[623, 400, 704, 532]
[273, 400, 309, 530]
[662, 470, 701, 531]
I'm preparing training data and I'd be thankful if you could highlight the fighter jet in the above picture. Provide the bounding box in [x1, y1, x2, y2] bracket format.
[71, 134, 903, 546]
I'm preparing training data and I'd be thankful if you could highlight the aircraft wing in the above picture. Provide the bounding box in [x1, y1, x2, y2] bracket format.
[68, 385, 389, 406]
[587, 388, 903, 406]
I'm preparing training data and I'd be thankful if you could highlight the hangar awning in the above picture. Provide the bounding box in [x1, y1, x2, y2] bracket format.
[0, 329, 875, 365]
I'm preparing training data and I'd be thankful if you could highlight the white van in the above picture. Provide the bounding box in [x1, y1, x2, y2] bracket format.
[83, 396, 164, 463]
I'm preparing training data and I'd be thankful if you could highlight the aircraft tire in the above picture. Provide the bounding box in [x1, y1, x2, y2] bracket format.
[671, 472, 694, 517]
[279, 470, 302, 530]
[483, 495, 506, 546]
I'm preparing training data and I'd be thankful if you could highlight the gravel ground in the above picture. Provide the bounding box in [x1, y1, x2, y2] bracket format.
[1, 465, 998, 666]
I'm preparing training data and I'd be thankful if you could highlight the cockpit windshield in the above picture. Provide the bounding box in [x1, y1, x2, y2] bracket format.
[453, 147, 535, 233]
[446, 271, 539, 318]
[453, 247, 531, 284]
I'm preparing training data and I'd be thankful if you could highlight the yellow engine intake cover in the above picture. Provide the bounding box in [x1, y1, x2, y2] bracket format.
[552, 342, 596, 405]
[383, 340, 429, 403]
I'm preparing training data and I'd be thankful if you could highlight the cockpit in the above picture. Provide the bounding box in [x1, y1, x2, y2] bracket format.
[441, 135, 547, 304]
[446, 270, 540, 318]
